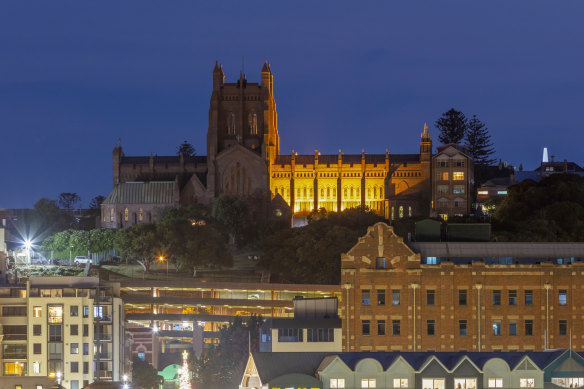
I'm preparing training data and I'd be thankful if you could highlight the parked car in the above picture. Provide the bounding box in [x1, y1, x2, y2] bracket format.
[74, 256, 92, 265]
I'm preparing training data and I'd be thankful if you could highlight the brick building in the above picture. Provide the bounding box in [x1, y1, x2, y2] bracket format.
[341, 222, 584, 353]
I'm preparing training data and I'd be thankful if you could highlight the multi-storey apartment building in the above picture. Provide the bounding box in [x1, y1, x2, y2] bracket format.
[0, 277, 126, 389]
[341, 222, 584, 353]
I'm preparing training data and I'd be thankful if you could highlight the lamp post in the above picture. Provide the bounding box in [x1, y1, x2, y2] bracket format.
[159, 256, 168, 281]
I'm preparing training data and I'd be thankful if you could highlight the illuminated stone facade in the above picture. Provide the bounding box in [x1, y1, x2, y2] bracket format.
[105, 62, 472, 222]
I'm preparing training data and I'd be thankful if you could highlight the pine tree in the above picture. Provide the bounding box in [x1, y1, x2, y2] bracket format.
[464, 115, 495, 166]
[435, 108, 467, 144]
[179, 350, 191, 389]
[177, 141, 195, 157]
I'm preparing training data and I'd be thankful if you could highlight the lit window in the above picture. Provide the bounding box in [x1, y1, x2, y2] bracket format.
[423, 378, 445, 389]
[393, 379, 408, 388]
[426, 257, 438, 265]
[493, 320, 502, 335]
[362, 290, 370, 305]
[488, 378, 503, 388]
[33, 361, 40, 374]
[124, 208, 129, 221]
[33, 306, 42, 318]
[399, 206, 404, 218]
[497, 190, 508, 195]
[361, 379, 376, 388]
[331, 378, 345, 388]
[70, 343, 79, 354]
[455, 378, 477, 389]
[453, 185, 465, 194]
[559, 290, 567, 305]
[139, 208, 143, 221]
[137, 351, 146, 361]
[552, 378, 584, 388]
[110, 208, 114, 222]
[453, 172, 464, 180]
[408, 206, 412, 217]
[478, 190, 489, 195]
[441, 172, 449, 180]
[48, 305, 63, 324]
[520, 378, 535, 388]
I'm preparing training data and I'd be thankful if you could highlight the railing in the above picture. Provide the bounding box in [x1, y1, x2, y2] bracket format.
[94, 352, 113, 360]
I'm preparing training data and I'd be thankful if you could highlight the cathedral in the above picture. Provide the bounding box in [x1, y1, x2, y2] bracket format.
[102, 62, 472, 228]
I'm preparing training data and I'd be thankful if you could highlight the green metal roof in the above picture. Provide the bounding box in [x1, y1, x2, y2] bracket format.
[103, 182, 175, 205]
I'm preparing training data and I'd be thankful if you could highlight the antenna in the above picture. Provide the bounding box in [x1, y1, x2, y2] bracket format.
[242, 55, 245, 74]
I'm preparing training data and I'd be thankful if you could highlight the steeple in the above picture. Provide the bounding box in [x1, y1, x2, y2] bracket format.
[420, 122, 432, 161]
[261, 61, 273, 96]
[213, 61, 225, 90]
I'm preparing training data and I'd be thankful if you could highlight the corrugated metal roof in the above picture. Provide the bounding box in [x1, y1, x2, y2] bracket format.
[102, 182, 175, 205]
[410, 242, 584, 258]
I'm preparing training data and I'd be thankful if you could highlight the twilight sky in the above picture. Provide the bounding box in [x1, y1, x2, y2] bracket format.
[1, 1, 583, 209]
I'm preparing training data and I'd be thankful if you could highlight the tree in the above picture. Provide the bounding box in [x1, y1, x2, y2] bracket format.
[212, 195, 249, 246]
[57, 192, 81, 210]
[115, 223, 162, 273]
[179, 350, 192, 389]
[435, 108, 467, 144]
[465, 115, 495, 166]
[89, 195, 105, 209]
[177, 140, 195, 157]
[132, 357, 163, 389]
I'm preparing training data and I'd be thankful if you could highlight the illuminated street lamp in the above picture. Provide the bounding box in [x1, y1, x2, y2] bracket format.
[24, 240, 32, 264]
[159, 255, 168, 281]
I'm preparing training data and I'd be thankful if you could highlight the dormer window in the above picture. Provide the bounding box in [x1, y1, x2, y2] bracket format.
[375, 257, 386, 269]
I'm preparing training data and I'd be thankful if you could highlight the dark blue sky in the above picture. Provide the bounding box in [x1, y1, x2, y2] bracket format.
[2, 1, 583, 208]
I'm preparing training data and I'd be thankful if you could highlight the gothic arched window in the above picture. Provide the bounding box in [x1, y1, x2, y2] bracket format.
[408, 206, 412, 217]
[399, 206, 404, 218]
[124, 208, 129, 221]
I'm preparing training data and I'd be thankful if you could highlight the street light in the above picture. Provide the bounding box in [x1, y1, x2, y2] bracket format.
[159, 255, 168, 281]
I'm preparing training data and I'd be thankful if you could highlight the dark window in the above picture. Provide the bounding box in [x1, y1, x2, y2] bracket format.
[307, 328, 334, 342]
[277, 328, 303, 342]
[392, 320, 401, 336]
[70, 305, 78, 317]
[459, 320, 467, 336]
[83, 343, 89, 355]
[509, 290, 517, 305]
[509, 320, 517, 336]
[70, 325, 78, 336]
[392, 290, 400, 305]
[48, 343, 63, 360]
[427, 320, 435, 335]
[559, 290, 567, 306]
[70, 343, 79, 354]
[362, 320, 370, 335]
[377, 289, 385, 306]
[71, 362, 79, 373]
[48, 325, 62, 342]
[559, 320, 567, 335]
[427, 289, 435, 305]
[83, 362, 89, 374]
[33, 343, 41, 354]
[83, 306, 89, 318]
[377, 320, 385, 336]
[361, 289, 370, 305]
[83, 324, 89, 337]
[525, 320, 533, 336]
[375, 257, 386, 269]
[525, 290, 533, 305]
[1, 306, 27, 316]
[459, 289, 467, 306]
[493, 290, 501, 305]
[33, 325, 41, 336]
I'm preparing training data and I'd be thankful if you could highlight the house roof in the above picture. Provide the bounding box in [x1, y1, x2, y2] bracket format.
[409, 242, 584, 259]
[261, 318, 342, 330]
[103, 182, 175, 205]
[252, 352, 336, 383]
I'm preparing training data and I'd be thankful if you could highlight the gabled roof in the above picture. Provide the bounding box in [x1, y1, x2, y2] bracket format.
[103, 182, 175, 205]
[251, 352, 336, 383]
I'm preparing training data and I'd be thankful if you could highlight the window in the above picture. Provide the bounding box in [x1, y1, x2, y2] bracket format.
[277, 328, 303, 342]
[3, 344, 27, 359]
[525, 290, 533, 305]
[438, 161, 448, 167]
[139, 208, 143, 221]
[109, 208, 114, 222]
[552, 378, 584, 388]
[3, 362, 26, 376]
[2, 306, 26, 316]
[488, 378, 503, 388]
[422, 379, 445, 389]
[399, 206, 404, 218]
[525, 320, 533, 336]
[559, 289, 567, 305]
[70, 324, 78, 336]
[362, 320, 370, 335]
[307, 328, 334, 342]
[453, 185, 465, 194]
[33, 361, 41, 374]
[455, 160, 464, 167]
[33, 343, 41, 354]
[509, 290, 517, 305]
[392, 290, 400, 305]
[83, 324, 89, 337]
[361, 379, 376, 388]
[453, 171, 464, 180]
[459, 320, 467, 336]
[33, 325, 41, 336]
[48, 325, 62, 342]
[70, 305, 78, 317]
[71, 361, 79, 373]
[377, 289, 385, 305]
[509, 320, 517, 336]
[459, 289, 467, 305]
[70, 343, 79, 354]
[137, 351, 145, 361]
[392, 320, 400, 336]
[375, 257, 386, 269]
[393, 379, 408, 388]
[427, 289, 435, 305]
[437, 185, 448, 194]
[33, 306, 42, 317]
[48, 343, 63, 360]
[362, 289, 370, 305]
[493, 290, 501, 305]
[455, 378, 477, 389]
[330, 378, 345, 388]
[83, 343, 89, 355]
[124, 208, 128, 221]
[493, 319, 502, 336]
[427, 320, 435, 335]
[520, 378, 535, 387]
[83, 306, 89, 318]
[47, 305, 63, 323]
[441, 172, 449, 180]
[559, 320, 567, 335]
[377, 320, 386, 336]
[426, 256, 439, 265]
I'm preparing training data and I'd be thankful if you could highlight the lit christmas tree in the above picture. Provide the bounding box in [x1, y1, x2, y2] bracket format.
[179, 350, 191, 389]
